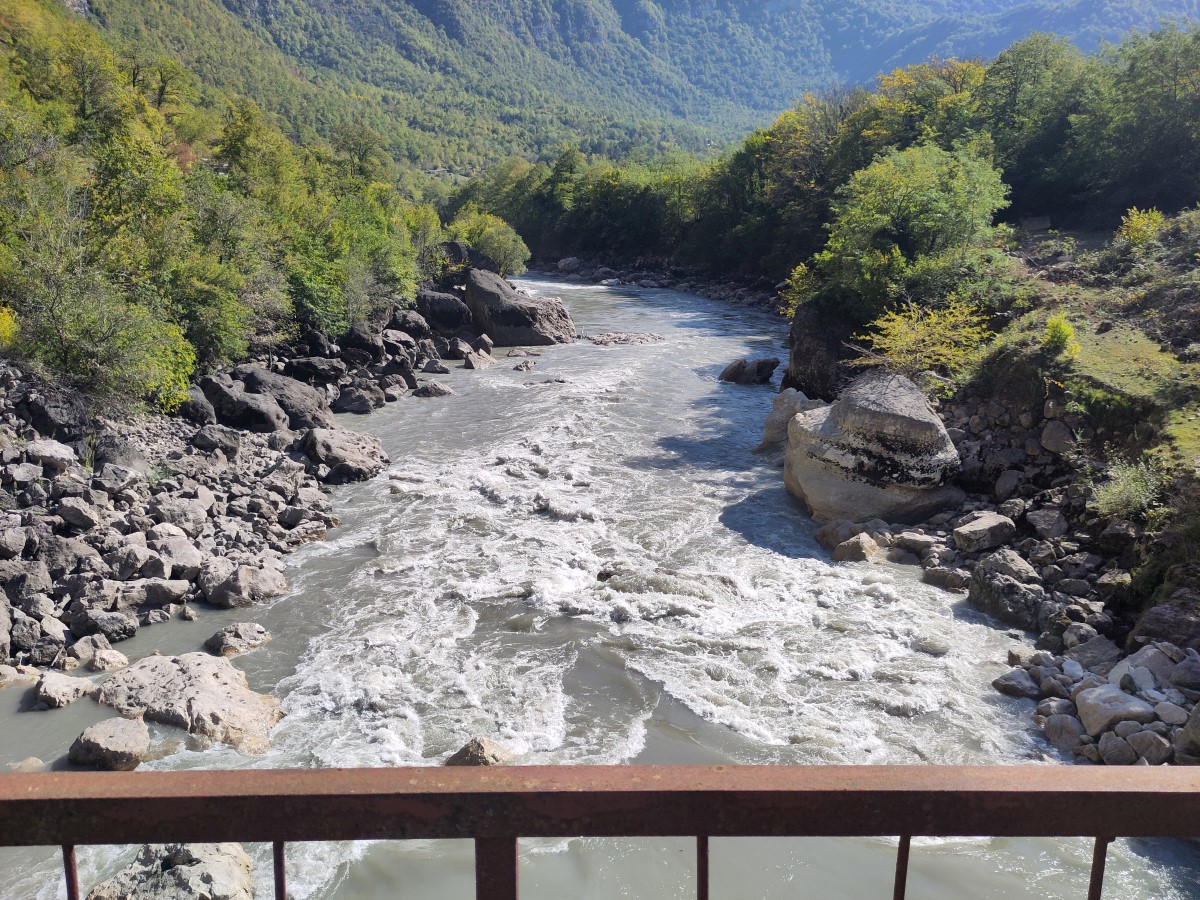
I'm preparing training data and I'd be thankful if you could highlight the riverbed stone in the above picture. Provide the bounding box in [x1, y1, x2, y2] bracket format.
[1026, 508, 1069, 540]
[86, 843, 253, 900]
[1065, 636, 1123, 676]
[832, 533, 882, 563]
[205, 623, 271, 657]
[36, 672, 95, 708]
[719, 357, 779, 385]
[992, 668, 1041, 699]
[953, 513, 1016, 553]
[1075, 684, 1156, 736]
[205, 565, 287, 609]
[302, 428, 390, 485]
[69, 717, 150, 771]
[1128, 729, 1173, 765]
[1098, 731, 1138, 765]
[1044, 714, 1086, 753]
[96, 652, 282, 753]
[25, 439, 76, 472]
[445, 737, 514, 766]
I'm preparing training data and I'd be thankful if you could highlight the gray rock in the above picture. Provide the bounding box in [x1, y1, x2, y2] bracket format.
[96, 652, 282, 753]
[198, 557, 237, 603]
[463, 269, 576, 346]
[1041, 420, 1076, 455]
[69, 717, 150, 771]
[463, 349, 495, 370]
[1155, 701, 1189, 726]
[1026, 508, 1069, 540]
[200, 373, 290, 433]
[1129, 589, 1200, 654]
[953, 513, 1017, 553]
[93, 464, 141, 495]
[284, 356, 349, 386]
[992, 668, 1041, 699]
[413, 381, 454, 398]
[784, 373, 963, 524]
[445, 737, 514, 766]
[302, 428, 389, 485]
[177, 386, 217, 425]
[205, 565, 287, 609]
[86, 843, 253, 900]
[153, 539, 204, 581]
[1065, 636, 1123, 676]
[719, 357, 780, 385]
[1076, 684, 1156, 736]
[75, 609, 139, 643]
[760, 388, 824, 447]
[58, 497, 104, 530]
[1127, 729, 1172, 765]
[36, 672, 95, 708]
[832, 533, 882, 562]
[1098, 731, 1138, 765]
[25, 439, 76, 472]
[191, 425, 243, 459]
[994, 469, 1022, 501]
[234, 366, 334, 430]
[1044, 714, 1086, 753]
[978, 549, 1039, 583]
[967, 569, 1046, 631]
[38, 536, 101, 579]
[150, 496, 209, 538]
[416, 289, 474, 336]
[205, 623, 271, 657]
[332, 380, 386, 414]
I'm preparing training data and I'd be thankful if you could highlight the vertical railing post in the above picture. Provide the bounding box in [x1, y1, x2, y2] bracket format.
[696, 835, 709, 900]
[62, 845, 80, 900]
[475, 836, 518, 900]
[1088, 837, 1113, 900]
[273, 840, 287, 900]
[893, 835, 911, 900]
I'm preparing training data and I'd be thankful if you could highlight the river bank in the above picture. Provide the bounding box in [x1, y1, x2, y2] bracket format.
[3, 276, 1200, 898]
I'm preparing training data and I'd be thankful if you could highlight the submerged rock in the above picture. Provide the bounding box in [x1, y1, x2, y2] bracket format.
[96, 653, 282, 754]
[718, 356, 779, 385]
[205, 623, 271, 657]
[783, 372, 964, 523]
[86, 843, 253, 900]
[445, 737, 514, 766]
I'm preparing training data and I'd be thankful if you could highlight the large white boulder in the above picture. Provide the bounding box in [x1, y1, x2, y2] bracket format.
[783, 372, 964, 523]
[96, 653, 282, 754]
[87, 844, 252, 900]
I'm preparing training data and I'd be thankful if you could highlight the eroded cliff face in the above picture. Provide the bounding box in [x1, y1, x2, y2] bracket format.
[783, 371, 964, 524]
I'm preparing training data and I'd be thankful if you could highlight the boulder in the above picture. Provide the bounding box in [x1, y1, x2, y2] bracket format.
[1127, 729, 1172, 765]
[205, 623, 272, 657]
[463, 269, 576, 346]
[1026, 508, 1069, 540]
[1127, 589, 1200, 653]
[953, 513, 1016, 553]
[284, 356, 349, 386]
[967, 570, 1046, 632]
[445, 737, 514, 766]
[1075, 684, 1156, 736]
[332, 381, 386, 414]
[36, 672, 95, 708]
[191, 425, 243, 459]
[177, 386, 217, 425]
[57, 497, 105, 530]
[38, 536, 101, 579]
[74, 609, 139, 643]
[1043, 714, 1086, 753]
[233, 366, 334, 430]
[416, 289, 474, 336]
[783, 372, 963, 523]
[719, 357, 780, 385]
[389, 308, 432, 340]
[1041, 420, 1076, 455]
[200, 374, 289, 433]
[302, 428, 389, 484]
[150, 496, 209, 538]
[96, 652, 282, 753]
[1065, 636, 1123, 676]
[92, 431, 148, 473]
[978, 549, 1039, 583]
[832, 533, 882, 562]
[992, 668, 1040, 699]
[69, 717, 150, 770]
[414, 381, 454, 399]
[1097, 731, 1138, 765]
[153, 539, 204, 581]
[25, 439, 76, 472]
[86, 843, 253, 900]
[205, 565, 288, 609]
[760, 388, 823, 448]
[464, 349, 495, 370]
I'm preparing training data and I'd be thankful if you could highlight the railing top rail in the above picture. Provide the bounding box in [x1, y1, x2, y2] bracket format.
[2, 765, 1199, 847]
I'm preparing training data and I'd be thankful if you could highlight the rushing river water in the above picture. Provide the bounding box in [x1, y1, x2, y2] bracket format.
[3, 277, 1200, 899]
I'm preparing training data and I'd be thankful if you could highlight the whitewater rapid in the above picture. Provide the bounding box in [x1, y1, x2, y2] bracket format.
[3, 277, 1199, 899]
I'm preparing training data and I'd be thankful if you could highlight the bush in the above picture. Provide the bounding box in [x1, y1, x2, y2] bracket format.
[1042, 312, 1080, 358]
[0, 309, 16, 349]
[853, 297, 991, 379]
[1118, 207, 1166, 247]
[448, 207, 530, 276]
[1093, 456, 1167, 519]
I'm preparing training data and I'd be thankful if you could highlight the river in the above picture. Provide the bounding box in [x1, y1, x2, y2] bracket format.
[2, 276, 1199, 898]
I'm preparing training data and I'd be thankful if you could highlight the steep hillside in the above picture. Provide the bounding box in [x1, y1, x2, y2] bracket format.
[66, 0, 1200, 169]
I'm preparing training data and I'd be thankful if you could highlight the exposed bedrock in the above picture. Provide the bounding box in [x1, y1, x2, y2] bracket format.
[783, 372, 964, 524]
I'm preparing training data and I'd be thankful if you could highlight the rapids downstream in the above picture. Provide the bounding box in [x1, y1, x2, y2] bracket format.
[3, 277, 1200, 898]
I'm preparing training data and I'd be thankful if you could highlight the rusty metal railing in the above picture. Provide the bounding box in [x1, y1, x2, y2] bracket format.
[2, 765, 1199, 899]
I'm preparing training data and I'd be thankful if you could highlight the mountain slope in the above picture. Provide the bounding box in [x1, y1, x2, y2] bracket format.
[80, 0, 1200, 169]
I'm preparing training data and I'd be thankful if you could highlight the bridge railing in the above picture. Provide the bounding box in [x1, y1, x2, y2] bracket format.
[2, 764, 1199, 899]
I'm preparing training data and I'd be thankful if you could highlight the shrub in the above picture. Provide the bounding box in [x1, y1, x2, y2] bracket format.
[778, 263, 814, 318]
[448, 207, 530, 276]
[1042, 313, 1080, 358]
[0, 308, 16, 349]
[853, 297, 991, 379]
[1093, 456, 1167, 519]
[1118, 207, 1166, 247]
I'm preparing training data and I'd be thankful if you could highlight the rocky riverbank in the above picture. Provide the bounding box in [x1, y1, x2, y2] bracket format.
[768, 368, 1199, 766]
[545, 256, 781, 311]
[0, 259, 576, 779]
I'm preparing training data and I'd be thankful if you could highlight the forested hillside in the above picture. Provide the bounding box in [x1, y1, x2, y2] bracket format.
[78, 0, 1200, 169]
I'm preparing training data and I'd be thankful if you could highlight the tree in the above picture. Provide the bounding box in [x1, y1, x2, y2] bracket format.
[448, 207, 530, 276]
[852, 297, 991, 379]
[804, 143, 1009, 325]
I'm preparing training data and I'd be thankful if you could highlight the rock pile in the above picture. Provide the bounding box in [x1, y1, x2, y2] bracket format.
[996, 640, 1200, 765]
[552, 258, 778, 309]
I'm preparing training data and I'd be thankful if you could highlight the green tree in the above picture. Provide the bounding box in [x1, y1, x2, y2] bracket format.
[449, 207, 530, 276]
